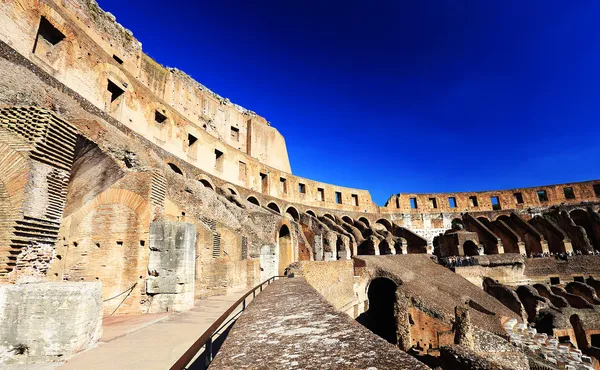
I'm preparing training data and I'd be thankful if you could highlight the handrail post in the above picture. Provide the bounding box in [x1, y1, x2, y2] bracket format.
[242, 297, 246, 310]
[205, 337, 213, 367]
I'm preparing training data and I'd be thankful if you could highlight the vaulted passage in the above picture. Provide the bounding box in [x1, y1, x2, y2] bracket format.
[357, 277, 398, 344]
[278, 225, 292, 275]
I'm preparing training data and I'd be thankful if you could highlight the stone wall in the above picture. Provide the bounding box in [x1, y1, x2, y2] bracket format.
[0, 282, 102, 365]
[146, 221, 196, 313]
[293, 260, 357, 314]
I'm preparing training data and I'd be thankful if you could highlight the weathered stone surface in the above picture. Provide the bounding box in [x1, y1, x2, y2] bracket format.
[210, 277, 430, 369]
[146, 221, 196, 313]
[0, 282, 102, 364]
[483, 277, 527, 320]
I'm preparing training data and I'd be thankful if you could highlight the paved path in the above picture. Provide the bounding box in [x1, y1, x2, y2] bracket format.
[57, 289, 249, 370]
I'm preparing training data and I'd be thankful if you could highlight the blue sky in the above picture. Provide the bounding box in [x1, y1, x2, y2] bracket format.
[98, 0, 600, 205]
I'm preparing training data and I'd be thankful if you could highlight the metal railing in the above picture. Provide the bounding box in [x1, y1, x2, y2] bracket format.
[170, 275, 285, 370]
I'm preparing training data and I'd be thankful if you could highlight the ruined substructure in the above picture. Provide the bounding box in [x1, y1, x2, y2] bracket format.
[0, 1, 599, 369]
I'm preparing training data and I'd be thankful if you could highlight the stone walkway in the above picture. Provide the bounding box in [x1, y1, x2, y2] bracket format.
[210, 277, 430, 369]
[54, 289, 249, 370]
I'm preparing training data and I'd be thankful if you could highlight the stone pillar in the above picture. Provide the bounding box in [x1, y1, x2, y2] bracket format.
[517, 241, 527, 255]
[395, 294, 412, 351]
[454, 304, 474, 350]
[373, 238, 381, 256]
[564, 240, 574, 254]
[146, 221, 196, 313]
[541, 240, 550, 254]
[314, 234, 324, 261]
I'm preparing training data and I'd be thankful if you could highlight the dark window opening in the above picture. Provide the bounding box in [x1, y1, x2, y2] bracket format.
[491, 196, 501, 210]
[230, 126, 239, 141]
[352, 194, 359, 206]
[113, 54, 124, 64]
[107, 80, 125, 103]
[188, 133, 197, 147]
[214, 149, 224, 171]
[469, 196, 479, 207]
[574, 276, 584, 282]
[514, 192, 524, 204]
[34, 17, 65, 51]
[550, 277, 560, 285]
[591, 334, 600, 348]
[410, 198, 418, 209]
[335, 192, 342, 204]
[448, 197, 457, 208]
[155, 110, 167, 124]
[537, 190, 548, 202]
[298, 183, 306, 194]
[318, 188, 325, 202]
[593, 184, 600, 197]
[563, 187, 576, 199]
[167, 163, 183, 175]
[280, 177, 287, 194]
[558, 336, 571, 344]
[429, 198, 437, 209]
[260, 172, 268, 193]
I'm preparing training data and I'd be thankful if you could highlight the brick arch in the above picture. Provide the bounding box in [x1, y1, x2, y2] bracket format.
[284, 206, 300, 221]
[321, 213, 335, 221]
[222, 183, 240, 196]
[275, 218, 294, 275]
[69, 189, 150, 232]
[166, 161, 184, 176]
[266, 201, 282, 214]
[358, 217, 370, 227]
[305, 209, 316, 217]
[247, 196, 261, 207]
[376, 218, 393, 232]
[341, 215, 354, 224]
[196, 174, 215, 190]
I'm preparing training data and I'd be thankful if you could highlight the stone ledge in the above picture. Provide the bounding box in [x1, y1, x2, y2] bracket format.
[210, 277, 429, 369]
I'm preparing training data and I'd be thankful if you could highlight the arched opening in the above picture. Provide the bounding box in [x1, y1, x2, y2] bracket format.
[305, 210, 316, 217]
[278, 225, 293, 275]
[342, 216, 354, 225]
[247, 196, 260, 207]
[463, 240, 480, 256]
[167, 162, 183, 175]
[357, 278, 398, 344]
[477, 216, 491, 227]
[358, 239, 376, 255]
[379, 240, 394, 255]
[376, 219, 393, 232]
[199, 179, 213, 190]
[323, 214, 334, 221]
[570, 209, 600, 251]
[358, 217, 370, 227]
[336, 238, 347, 260]
[285, 206, 299, 221]
[267, 202, 281, 214]
[228, 188, 237, 195]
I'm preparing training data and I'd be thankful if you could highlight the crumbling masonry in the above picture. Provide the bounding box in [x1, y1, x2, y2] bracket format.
[1, 1, 600, 368]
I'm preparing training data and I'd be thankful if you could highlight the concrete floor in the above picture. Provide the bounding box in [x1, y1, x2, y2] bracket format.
[52, 289, 249, 370]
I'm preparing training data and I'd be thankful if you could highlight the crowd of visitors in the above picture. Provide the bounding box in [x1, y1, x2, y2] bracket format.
[440, 256, 478, 268]
[530, 249, 600, 260]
